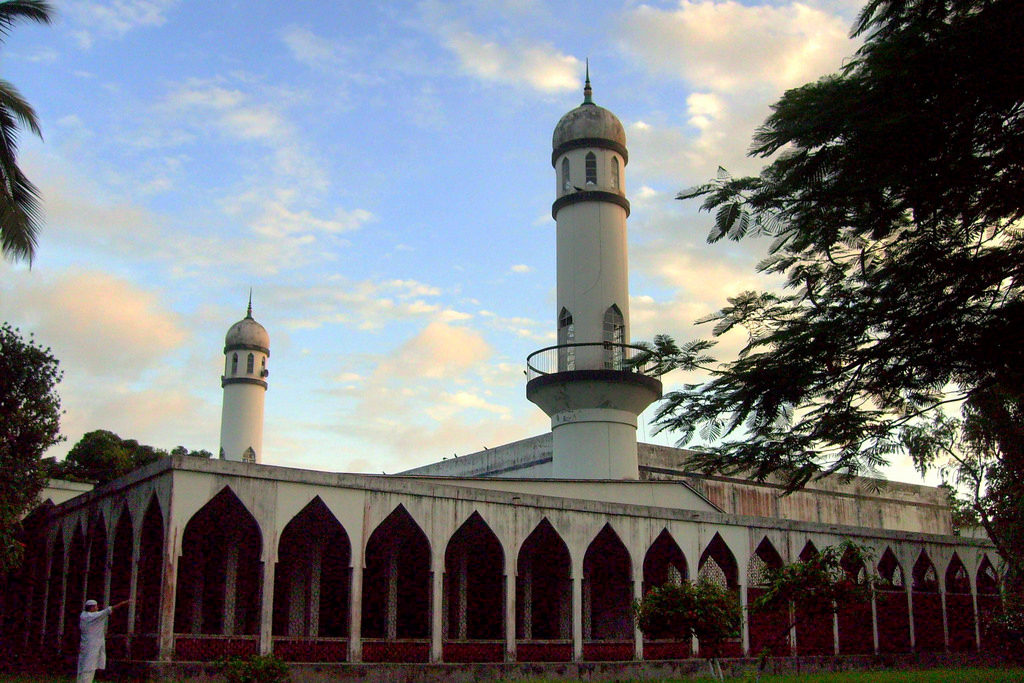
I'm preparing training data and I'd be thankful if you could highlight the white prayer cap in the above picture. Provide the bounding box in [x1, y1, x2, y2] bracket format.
[85, 599, 98, 607]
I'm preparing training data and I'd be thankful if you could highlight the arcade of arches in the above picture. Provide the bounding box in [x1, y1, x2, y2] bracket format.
[8, 458, 1005, 664]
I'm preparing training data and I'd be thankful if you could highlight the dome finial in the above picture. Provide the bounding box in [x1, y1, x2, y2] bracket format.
[583, 58, 593, 105]
[246, 289, 253, 319]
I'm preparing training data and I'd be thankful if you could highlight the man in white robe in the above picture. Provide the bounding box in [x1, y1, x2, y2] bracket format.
[78, 598, 130, 683]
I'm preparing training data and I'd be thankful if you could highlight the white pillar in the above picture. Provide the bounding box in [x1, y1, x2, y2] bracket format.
[348, 561, 364, 663]
[632, 564, 644, 661]
[572, 575, 583, 661]
[431, 565, 444, 662]
[127, 530, 141, 635]
[505, 570, 516, 662]
[259, 557, 276, 655]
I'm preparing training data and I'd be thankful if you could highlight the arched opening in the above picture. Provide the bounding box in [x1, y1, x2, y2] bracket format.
[273, 497, 351, 662]
[585, 151, 597, 185]
[231, 353, 238, 375]
[837, 545, 872, 654]
[582, 525, 632, 660]
[246, 353, 254, 374]
[561, 157, 571, 193]
[243, 447, 256, 464]
[443, 512, 504, 662]
[945, 553, 975, 651]
[748, 538, 787, 656]
[697, 533, 741, 658]
[361, 505, 431, 662]
[611, 156, 619, 189]
[603, 305, 625, 369]
[875, 547, 910, 653]
[557, 308, 575, 371]
[643, 528, 688, 593]
[516, 518, 572, 662]
[174, 487, 263, 660]
[134, 496, 164, 660]
[912, 551, 943, 651]
[794, 541, 833, 655]
[63, 526, 88, 651]
[85, 516, 108, 609]
[44, 534, 65, 651]
[976, 555, 1000, 649]
[641, 529, 690, 660]
[109, 506, 134, 641]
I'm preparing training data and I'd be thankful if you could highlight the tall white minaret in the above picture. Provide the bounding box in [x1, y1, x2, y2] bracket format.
[526, 68, 662, 479]
[219, 295, 270, 463]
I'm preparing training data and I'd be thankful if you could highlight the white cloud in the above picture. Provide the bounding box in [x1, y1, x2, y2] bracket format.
[618, 1, 854, 92]
[66, 0, 180, 48]
[510, 264, 532, 273]
[440, 30, 580, 94]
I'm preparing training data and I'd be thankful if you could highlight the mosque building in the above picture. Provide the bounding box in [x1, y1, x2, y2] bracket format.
[7, 76, 1002, 674]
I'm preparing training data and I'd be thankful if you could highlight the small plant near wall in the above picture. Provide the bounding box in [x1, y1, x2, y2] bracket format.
[217, 654, 289, 683]
[634, 578, 741, 681]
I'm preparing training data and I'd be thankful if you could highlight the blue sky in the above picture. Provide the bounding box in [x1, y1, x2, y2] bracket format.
[3, 0, 927, 481]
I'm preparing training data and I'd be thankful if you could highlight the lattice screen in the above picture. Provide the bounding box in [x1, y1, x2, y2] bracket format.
[699, 557, 728, 587]
[747, 554, 770, 587]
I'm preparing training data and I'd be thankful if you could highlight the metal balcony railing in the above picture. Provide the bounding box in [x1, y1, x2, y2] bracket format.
[526, 342, 660, 382]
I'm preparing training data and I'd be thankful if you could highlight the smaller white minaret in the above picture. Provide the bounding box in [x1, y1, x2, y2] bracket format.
[219, 295, 270, 463]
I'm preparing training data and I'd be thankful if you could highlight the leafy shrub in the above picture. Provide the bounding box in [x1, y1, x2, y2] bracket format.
[217, 654, 289, 683]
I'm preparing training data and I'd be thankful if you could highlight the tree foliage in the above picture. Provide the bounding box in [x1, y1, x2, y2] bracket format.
[634, 578, 740, 679]
[650, 0, 1024, 494]
[0, 1, 54, 264]
[0, 322, 62, 572]
[54, 430, 212, 485]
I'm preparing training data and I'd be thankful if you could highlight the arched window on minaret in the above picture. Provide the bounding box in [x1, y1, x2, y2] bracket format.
[261, 357, 267, 377]
[231, 353, 238, 375]
[585, 152, 597, 185]
[603, 305, 625, 369]
[562, 157, 571, 193]
[611, 157, 619, 189]
[247, 353, 255, 374]
[558, 307, 575, 371]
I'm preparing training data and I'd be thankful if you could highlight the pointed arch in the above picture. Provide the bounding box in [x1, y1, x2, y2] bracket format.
[443, 512, 504, 659]
[585, 151, 597, 185]
[558, 307, 575, 371]
[44, 533, 65, 647]
[913, 550, 942, 651]
[976, 555, 1001, 650]
[174, 487, 263, 637]
[977, 555, 999, 594]
[583, 524, 632, 642]
[748, 537, 788, 656]
[273, 496, 351, 646]
[875, 547, 911, 653]
[945, 553, 975, 652]
[912, 551, 939, 592]
[362, 505, 431, 644]
[748, 537, 783, 587]
[109, 504, 134, 636]
[698, 533, 738, 589]
[611, 156, 620, 189]
[561, 157, 571, 193]
[231, 353, 238, 375]
[516, 518, 571, 644]
[837, 544, 873, 654]
[643, 528, 688, 593]
[794, 540, 833, 655]
[85, 514, 108, 607]
[135, 494, 164, 655]
[603, 305, 625, 369]
[63, 525, 88, 649]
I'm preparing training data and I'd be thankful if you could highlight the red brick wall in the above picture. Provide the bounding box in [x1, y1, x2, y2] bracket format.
[875, 591, 911, 653]
[912, 592, 945, 651]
